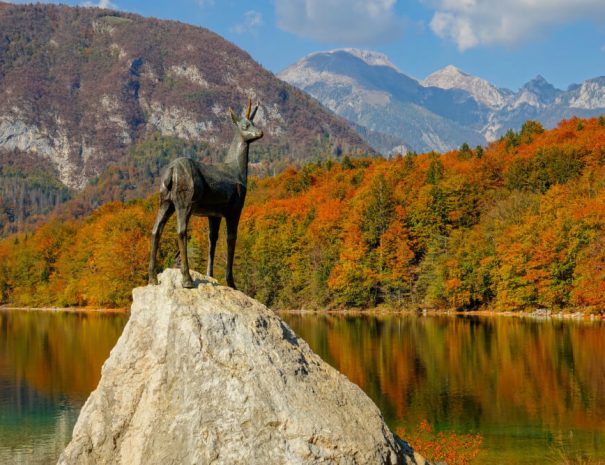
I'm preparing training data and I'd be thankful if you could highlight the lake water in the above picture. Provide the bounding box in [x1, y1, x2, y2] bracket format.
[0, 310, 128, 465]
[283, 313, 605, 464]
[1, 309, 604, 464]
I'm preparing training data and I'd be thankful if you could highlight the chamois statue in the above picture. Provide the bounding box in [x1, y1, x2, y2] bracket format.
[148, 99, 263, 289]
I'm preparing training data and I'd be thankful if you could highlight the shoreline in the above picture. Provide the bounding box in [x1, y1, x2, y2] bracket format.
[0, 305, 129, 314]
[276, 308, 605, 321]
[1, 304, 603, 321]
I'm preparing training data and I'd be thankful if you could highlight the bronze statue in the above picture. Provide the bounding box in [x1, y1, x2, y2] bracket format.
[148, 99, 263, 288]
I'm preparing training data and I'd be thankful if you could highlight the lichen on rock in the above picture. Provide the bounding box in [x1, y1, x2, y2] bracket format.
[58, 269, 428, 465]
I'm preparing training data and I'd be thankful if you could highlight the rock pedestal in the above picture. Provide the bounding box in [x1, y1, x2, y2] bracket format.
[58, 269, 427, 465]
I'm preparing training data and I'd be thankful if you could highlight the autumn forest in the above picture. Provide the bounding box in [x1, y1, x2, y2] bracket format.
[1, 117, 605, 312]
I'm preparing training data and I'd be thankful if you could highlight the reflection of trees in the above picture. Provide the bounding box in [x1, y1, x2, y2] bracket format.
[0, 311, 127, 400]
[283, 314, 605, 434]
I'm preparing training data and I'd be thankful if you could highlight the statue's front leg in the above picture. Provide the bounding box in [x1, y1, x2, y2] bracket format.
[225, 213, 240, 289]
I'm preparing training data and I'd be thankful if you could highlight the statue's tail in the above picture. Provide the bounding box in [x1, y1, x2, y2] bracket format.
[159, 158, 196, 203]
[160, 165, 173, 197]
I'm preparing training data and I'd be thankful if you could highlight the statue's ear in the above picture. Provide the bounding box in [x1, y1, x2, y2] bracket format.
[229, 108, 238, 124]
[250, 103, 259, 122]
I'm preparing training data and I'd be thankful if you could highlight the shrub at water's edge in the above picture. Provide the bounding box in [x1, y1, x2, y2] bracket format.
[2, 117, 605, 312]
[397, 421, 482, 465]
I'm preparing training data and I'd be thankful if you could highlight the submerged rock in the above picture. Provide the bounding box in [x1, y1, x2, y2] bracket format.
[58, 269, 428, 465]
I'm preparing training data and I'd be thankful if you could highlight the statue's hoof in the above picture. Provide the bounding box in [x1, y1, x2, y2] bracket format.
[182, 278, 195, 289]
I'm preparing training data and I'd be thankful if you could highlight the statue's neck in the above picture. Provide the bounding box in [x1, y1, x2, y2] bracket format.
[225, 135, 249, 183]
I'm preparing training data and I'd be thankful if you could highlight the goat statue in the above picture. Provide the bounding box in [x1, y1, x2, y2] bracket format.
[148, 99, 263, 289]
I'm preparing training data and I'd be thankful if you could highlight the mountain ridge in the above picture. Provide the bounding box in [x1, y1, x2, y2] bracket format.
[279, 50, 486, 154]
[280, 48, 605, 153]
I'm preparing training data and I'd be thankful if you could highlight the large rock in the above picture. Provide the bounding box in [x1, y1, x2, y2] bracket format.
[58, 269, 428, 465]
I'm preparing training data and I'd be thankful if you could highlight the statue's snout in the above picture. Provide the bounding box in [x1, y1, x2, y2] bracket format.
[250, 127, 263, 140]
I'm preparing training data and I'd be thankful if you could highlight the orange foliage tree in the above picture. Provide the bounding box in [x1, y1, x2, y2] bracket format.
[1, 118, 605, 311]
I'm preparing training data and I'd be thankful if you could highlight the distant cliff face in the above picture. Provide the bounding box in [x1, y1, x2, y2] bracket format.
[280, 49, 605, 154]
[0, 3, 370, 191]
[57, 269, 428, 465]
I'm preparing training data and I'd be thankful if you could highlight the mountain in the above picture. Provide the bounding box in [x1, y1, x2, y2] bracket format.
[279, 49, 487, 154]
[566, 77, 605, 109]
[481, 76, 605, 141]
[422, 65, 507, 109]
[0, 3, 371, 234]
[517, 75, 561, 106]
[280, 49, 605, 154]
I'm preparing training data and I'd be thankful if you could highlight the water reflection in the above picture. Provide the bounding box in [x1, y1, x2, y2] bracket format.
[281, 314, 605, 464]
[1, 310, 604, 464]
[0, 310, 128, 465]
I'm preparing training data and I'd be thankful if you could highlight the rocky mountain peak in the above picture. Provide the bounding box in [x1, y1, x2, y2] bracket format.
[291, 48, 400, 71]
[422, 65, 506, 109]
[528, 74, 549, 85]
[520, 75, 561, 104]
[568, 76, 605, 109]
[334, 48, 400, 71]
[432, 64, 465, 76]
[278, 48, 403, 90]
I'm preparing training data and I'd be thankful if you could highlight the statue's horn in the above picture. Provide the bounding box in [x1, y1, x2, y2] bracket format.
[250, 102, 259, 121]
[246, 98, 252, 119]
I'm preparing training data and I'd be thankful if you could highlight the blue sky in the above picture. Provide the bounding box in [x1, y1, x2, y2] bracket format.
[10, 0, 605, 90]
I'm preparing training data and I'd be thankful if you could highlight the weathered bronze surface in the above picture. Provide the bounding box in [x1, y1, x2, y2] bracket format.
[148, 100, 263, 288]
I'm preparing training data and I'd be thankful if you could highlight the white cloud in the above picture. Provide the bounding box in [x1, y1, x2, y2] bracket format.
[428, 0, 605, 50]
[275, 0, 404, 44]
[230, 10, 263, 35]
[82, 0, 118, 9]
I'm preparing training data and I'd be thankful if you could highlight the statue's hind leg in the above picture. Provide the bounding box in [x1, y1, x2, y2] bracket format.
[176, 205, 195, 288]
[149, 201, 174, 285]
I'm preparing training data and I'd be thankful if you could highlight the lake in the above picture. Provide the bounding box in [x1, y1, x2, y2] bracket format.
[0, 310, 128, 465]
[1, 309, 604, 464]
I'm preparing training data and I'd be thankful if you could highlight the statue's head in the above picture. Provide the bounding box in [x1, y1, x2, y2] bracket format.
[230, 99, 263, 142]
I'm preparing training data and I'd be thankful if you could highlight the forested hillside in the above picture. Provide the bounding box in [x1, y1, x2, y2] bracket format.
[1, 117, 605, 312]
[0, 2, 370, 235]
